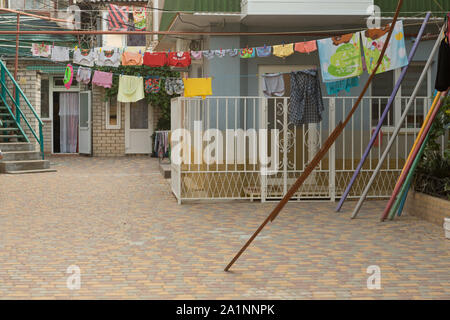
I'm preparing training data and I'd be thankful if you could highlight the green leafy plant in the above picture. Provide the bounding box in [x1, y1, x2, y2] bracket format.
[96, 65, 180, 130]
[416, 96, 450, 199]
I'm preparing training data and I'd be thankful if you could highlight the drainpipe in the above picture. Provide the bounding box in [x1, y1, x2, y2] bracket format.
[152, 0, 159, 43]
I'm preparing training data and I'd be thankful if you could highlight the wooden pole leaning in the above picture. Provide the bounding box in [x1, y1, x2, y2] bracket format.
[224, 0, 404, 272]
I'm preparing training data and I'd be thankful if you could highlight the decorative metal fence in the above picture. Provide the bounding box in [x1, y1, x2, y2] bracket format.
[171, 96, 435, 203]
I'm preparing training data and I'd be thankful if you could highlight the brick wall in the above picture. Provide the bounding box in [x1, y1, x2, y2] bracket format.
[4, 63, 42, 152]
[43, 119, 52, 154]
[405, 191, 450, 226]
[92, 86, 126, 156]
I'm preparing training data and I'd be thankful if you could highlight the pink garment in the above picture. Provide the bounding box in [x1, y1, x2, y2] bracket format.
[92, 70, 113, 88]
[294, 40, 317, 53]
[191, 51, 203, 60]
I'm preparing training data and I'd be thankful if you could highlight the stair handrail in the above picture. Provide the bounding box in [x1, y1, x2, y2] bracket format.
[0, 59, 44, 159]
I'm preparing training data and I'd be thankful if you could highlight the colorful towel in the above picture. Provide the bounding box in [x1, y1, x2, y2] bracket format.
[108, 4, 129, 31]
[317, 32, 363, 82]
[360, 21, 408, 75]
[145, 76, 161, 94]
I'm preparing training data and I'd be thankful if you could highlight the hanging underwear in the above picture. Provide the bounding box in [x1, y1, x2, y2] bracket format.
[272, 44, 294, 58]
[118, 75, 145, 103]
[165, 78, 184, 95]
[294, 41, 317, 54]
[240, 48, 255, 58]
[214, 49, 226, 58]
[168, 52, 192, 67]
[76, 66, 92, 84]
[191, 51, 203, 60]
[226, 49, 240, 57]
[143, 52, 167, 67]
[122, 51, 143, 66]
[145, 76, 161, 94]
[262, 73, 285, 97]
[92, 70, 113, 88]
[202, 50, 215, 60]
[256, 46, 272, 57]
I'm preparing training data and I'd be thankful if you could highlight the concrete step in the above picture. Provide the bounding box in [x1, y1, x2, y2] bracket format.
[0, 119, 17, 125]
[0, 127, 19, 132]
[5, 168, 57, 174]
[159, 163, 171, 179]
[0, 142, 35, 152]
[0, 159, 50, 172]
[0, 150, 41, 161]
[0, 135, 23, 140]
[0, 113, 12, 118]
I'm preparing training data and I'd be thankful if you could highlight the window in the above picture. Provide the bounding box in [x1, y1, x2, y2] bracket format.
[53, 76, 78, 88]
[40, 78, 50, 119]
[371, 70, 395, 127]
[130, 100, 148, 129]
[371, 62, 431, 130]
[400, 63, 430, 129]
[101, 9, 146, 47]
[106, 97, 121, 129]
[8, 0, 53, 10]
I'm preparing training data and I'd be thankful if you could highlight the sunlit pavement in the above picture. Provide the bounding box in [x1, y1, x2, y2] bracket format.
[0, 156, 448, 299]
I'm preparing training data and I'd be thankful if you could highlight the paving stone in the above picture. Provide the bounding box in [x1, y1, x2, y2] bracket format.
[0, 155, 448, 299]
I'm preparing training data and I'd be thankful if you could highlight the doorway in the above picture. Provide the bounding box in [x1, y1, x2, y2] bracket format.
[49, 76, 91, 154]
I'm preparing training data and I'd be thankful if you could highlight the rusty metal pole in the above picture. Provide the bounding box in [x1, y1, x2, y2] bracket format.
[12, 13, 20, 115]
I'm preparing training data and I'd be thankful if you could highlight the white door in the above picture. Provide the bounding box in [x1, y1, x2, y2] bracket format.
[125, 100, 151, 154]
[79, 91, 92, 154]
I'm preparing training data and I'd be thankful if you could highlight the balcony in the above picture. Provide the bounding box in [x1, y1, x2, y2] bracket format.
[241, 0, 374, 28]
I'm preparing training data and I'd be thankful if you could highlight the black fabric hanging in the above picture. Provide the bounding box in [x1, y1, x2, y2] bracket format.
[435, 17, 450, 91]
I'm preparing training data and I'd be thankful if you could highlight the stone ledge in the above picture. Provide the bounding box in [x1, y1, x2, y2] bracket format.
[405, 191, 450, 226]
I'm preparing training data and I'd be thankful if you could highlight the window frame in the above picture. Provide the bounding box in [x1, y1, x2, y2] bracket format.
[370, 62, 432, 132]
[106, 97, 121, 130]
[40, 76, 51, 120]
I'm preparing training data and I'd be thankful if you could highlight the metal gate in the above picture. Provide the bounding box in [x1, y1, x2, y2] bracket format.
[171, 96, 429, 203]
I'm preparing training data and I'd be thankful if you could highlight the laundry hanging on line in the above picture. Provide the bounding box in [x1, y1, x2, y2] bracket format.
[92, 70, 113, 88]
[76, 66, 92, 85]
[262, 73, 285, 97]
[51, 46, 70, 62]
[183, 78, 213, 99]
[289, 69, 324, 125]
[117, 75, 145, 103]
[361, 21, 408, 75]
[325, 77, 360, 96]
[317, 32, 363, 82]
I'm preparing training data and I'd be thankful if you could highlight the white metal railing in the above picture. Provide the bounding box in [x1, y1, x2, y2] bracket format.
[170, 96, 441, 203]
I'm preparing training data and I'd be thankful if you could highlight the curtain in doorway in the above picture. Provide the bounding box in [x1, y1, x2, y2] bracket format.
[59, 92, 79, 153]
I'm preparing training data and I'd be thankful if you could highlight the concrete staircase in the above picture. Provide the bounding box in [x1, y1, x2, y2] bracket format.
[0, 104, 54, 174]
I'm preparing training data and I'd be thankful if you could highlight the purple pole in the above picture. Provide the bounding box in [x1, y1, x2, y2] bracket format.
[336, 12, 431, 212]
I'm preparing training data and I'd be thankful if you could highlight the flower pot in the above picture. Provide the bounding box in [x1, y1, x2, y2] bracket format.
[444, 218, 450, 239]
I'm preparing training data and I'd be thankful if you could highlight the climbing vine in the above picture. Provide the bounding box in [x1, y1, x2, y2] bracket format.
[95, 65, 180, 130]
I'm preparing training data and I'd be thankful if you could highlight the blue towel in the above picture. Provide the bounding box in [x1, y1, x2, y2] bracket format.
[325, 77, 360, 96]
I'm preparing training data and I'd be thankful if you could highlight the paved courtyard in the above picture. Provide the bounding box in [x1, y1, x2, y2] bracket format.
[0, 156, 449, 299]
